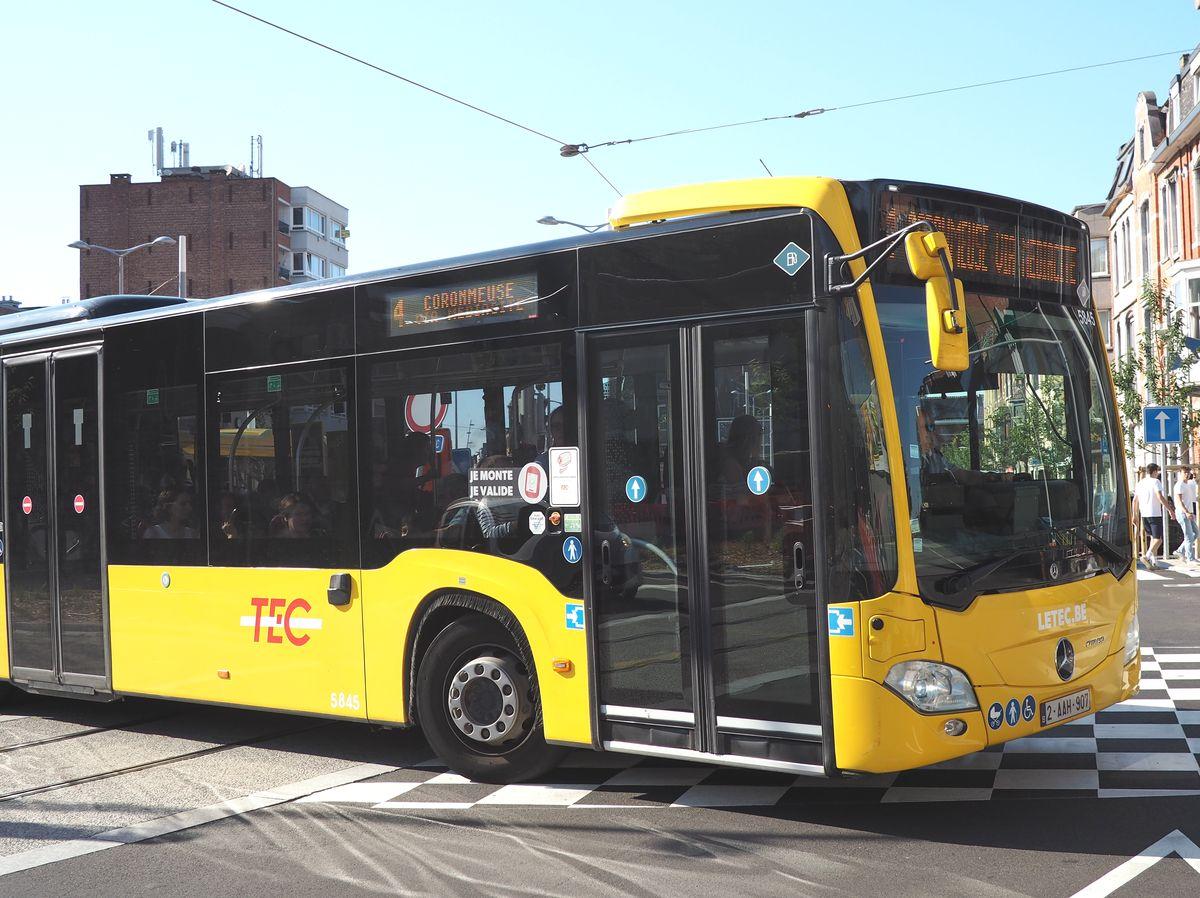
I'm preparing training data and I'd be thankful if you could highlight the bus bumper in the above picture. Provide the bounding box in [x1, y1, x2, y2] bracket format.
[832, 649, 1140, 774]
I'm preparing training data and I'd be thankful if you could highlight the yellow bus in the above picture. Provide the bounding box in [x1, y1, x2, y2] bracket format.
[0, 177, 1137, 783]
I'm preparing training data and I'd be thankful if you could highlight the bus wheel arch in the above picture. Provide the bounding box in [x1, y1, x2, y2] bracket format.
[408, 590, 562, 783]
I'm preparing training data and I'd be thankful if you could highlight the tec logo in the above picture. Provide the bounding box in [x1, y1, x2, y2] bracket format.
[827, 606, 855, 637]
[241, 597, 323, 646]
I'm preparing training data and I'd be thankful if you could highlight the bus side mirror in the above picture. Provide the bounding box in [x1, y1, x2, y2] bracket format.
[905, 231, 968, 372]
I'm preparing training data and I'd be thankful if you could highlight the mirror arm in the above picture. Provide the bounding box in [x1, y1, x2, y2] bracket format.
[935, 246, 964, 334]
[825, 220, 935, 296]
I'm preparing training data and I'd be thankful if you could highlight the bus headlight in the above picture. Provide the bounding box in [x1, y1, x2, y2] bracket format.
[885, 661, 978, 714]
[1124, 608, 1140, 666]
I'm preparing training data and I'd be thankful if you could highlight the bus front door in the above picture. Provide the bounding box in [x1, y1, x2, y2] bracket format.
[4, 348, 109, 695]
[586, 315, 821, 769]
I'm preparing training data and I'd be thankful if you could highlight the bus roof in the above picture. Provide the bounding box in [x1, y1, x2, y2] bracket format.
[3, 176, 1077, 350]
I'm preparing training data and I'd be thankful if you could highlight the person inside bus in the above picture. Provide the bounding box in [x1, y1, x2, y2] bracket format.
[718, 414, 765, 486]
[272, 493, 321, 539]
[143, 488, 198, 540]
[534, 405, 567, 470]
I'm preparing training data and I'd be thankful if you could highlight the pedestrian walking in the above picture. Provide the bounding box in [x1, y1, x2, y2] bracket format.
[1135, 463, 1173, 568]
[1174, 467, 1198, 564]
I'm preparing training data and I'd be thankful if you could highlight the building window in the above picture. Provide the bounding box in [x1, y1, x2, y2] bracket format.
[304, 208, 326, 235]
[1189, 279, 1200, 340]
[1125, 314, 1134, 358]
[1099, 309, 1112, 349]
[1089, 237, 1108, 275]
[1165, 174, 1181, 258]
[330, 220, 346, 245]
[292, 252, 304, 274]
[1122, 217, 1133, 286]
[329, 262, 346, 278]
[1139, 202, 1150, 276]
[1139, 126, 1146, 164]
[292, 207, 304, 228]
[306, 253, 325, 278]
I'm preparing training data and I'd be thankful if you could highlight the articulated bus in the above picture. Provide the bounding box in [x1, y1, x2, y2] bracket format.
[0, 177, 1137, 782]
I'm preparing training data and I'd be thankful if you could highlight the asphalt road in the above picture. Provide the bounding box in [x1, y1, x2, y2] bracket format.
[0, 568, 1198, 897]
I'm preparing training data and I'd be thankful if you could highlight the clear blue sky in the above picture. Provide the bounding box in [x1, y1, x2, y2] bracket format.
[1, 0, 1197, 305]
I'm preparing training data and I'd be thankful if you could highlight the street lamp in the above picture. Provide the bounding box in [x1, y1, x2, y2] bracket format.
[537, 216, 607, 234]
[68, 236, 176, 295]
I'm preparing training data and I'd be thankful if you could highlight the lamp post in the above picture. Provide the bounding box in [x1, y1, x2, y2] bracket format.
[68, 236, 176, 295]
[536, 216, 607, 234]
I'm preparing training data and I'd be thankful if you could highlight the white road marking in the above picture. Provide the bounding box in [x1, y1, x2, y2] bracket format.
[1159, 669, 1200, 679]
[297, 781, 420, 804]
[1154, 654, 1200, 663]
[602, 766, 713, 787]
[1095, 752, 1199, 772]
[477, 784, 599, 806]
[0, 762, 397, 878]
[1093, 723, 1184, 739]
[672, 784, 791, 807]
[1069, 829, 1200, 897]
[1138, 570, 1168, 581]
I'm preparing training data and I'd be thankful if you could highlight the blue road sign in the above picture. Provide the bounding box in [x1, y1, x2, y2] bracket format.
[1144, 405, 1183, 444]
[565, 602, 585, 631]
[434, 434, 445, 453]
[827, 606, 854, 636]
[747, 465, 771, 495]
[625, 475, 647, 503]
[562, 536, 582, 564]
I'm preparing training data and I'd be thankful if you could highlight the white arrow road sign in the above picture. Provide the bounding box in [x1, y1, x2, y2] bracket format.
[1070, 829, 1200, 897]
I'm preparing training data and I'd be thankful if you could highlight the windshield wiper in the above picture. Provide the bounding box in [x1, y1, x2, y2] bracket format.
[932, 546, 1043, 604]
[1068, 523, 1128, 568]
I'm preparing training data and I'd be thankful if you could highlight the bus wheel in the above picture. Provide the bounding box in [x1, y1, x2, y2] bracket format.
[0, 682, 12, 704]
[416, 614, 563, 784]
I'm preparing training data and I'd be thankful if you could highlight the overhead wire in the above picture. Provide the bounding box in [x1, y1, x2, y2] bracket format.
[209, 0, 622, 193]
[570, 50, 1188, 155]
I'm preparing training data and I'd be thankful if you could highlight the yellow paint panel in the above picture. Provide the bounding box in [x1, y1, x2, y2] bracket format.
[0, 564, 7, 679]
[362, 549, 592, 747]
[109, 565, 367, 718]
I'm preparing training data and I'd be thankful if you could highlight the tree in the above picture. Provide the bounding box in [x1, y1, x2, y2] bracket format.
[1112, 279, 1200, 461]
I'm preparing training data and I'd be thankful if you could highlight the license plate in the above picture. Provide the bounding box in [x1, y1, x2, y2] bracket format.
[1040, 687, 1091, 726]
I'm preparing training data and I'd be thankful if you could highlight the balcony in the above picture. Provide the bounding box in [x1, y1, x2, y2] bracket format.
[277, 220, 290, 235]
[278, 266, 290, 280]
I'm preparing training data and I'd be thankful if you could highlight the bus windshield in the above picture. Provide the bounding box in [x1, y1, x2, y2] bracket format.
[877, 286, 1130, 607]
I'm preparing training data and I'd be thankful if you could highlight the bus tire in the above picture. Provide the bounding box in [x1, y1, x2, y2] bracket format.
[0, 682, 12, 704]
[416, 614, 563, 784]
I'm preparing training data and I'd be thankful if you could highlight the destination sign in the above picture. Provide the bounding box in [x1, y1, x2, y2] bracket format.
[387, 273, 539, 336]
[882, 196, 1082, 293]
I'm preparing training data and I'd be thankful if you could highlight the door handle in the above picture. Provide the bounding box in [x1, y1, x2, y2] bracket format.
[600, 540, 612, 586]
[327, 572, 352, 606]
[793, 542, 806, 591]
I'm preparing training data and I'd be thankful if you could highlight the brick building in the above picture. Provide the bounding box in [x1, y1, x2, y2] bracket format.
[78, 168, 348, 300]
[1104, 47, 1200, 469]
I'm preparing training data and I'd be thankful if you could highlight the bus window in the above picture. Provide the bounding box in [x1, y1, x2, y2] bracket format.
[209, 363, 357, 568]
[105, 317, 204, 565]
[360, 342, 575, 593]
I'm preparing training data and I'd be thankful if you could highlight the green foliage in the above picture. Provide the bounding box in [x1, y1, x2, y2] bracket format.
[1112, 279, 1200, 456]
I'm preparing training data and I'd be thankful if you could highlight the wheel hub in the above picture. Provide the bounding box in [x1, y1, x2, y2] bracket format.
[447, 654, 529, 745]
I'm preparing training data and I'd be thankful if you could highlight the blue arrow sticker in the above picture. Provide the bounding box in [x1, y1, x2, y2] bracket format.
[987, 702, 1003, 730]
[827, 606, 854, 636]
[562, 536, 582, 564]
[565, 602, 585, 631]
[747, 465, 771, 495]
[625, 475, 647, 503]
[1005, 698, 1021, 727]
[1022, 694, 1036, 723]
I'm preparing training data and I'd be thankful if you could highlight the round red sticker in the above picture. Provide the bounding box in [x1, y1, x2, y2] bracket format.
[20, 496, 31, 515]
[74, 494, 85, 514]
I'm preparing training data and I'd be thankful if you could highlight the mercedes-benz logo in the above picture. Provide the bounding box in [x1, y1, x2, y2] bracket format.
[1055, 637, 1075, 681]
[1048, 561, 1061, 581]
